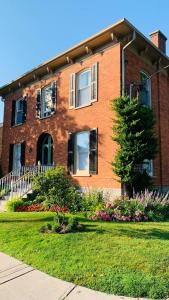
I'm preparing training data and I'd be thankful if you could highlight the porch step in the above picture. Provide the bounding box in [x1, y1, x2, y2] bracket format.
[0, 198, 7, 212]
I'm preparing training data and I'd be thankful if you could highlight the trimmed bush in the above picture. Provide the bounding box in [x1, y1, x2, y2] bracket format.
[39, 214, 83, 234]
[32, 166, 82, 212]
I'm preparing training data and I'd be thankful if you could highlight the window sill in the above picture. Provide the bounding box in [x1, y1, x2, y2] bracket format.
[69, 103, 92, 110]
[11, 123, 24, 128]
[69, 99, 98, 110]
[75, 103, 92, 110]
[72, 173, 91, 177]
[38, 112, 55, 120]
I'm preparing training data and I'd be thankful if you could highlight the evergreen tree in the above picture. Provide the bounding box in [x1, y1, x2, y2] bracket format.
[112, 96, 158, 196]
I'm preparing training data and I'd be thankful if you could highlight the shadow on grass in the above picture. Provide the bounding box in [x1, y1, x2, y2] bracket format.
[0, 216, 54, 223]
[114, 227, 169, 240]
[78, 224, 106, 234]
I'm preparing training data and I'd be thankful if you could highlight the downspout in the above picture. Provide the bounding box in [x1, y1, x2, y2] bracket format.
[121, 31, 136, 197]
[156, 61, 163, 191]
[121, 31, 136, 96]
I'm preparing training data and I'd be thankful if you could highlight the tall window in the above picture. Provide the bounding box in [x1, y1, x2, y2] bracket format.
[69, 63, 98, 108]
[77, 70, 91, 107]
[68, 129, 98, 175]
[11, 97, 27, 126]
[15, 99, 24, 125]
[75, 131, 89, 173]
[36, 81, 57, 119]
[9, 142, 25, 173]
[13, 144, 21, 171]
[41, 85, 53, 118]
[140, 72, 151, 107]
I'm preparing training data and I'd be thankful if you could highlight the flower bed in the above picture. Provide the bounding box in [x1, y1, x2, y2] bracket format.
[16, 204, 69, 213]
[92, 208, 148, 222]
[91, 191, 169, 222]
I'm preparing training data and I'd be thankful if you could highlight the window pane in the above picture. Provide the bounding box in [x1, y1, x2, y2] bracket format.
[140, 73, 151, 107]
[77, 70, 91, 107]
[13, 144, 21, 172]
[15, 99, 24, 125]
[41, 85, 52, 117]
[78, 87, 90, 106]
[78, 71, 90, 89]
[76, 132, 89, 171]
[16, 112, 23, 124]
[142, 159, 153, 176]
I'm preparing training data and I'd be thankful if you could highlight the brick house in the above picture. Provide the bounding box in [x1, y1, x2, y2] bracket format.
[0, 123, 3, 166]
[0, 18, 169, 197]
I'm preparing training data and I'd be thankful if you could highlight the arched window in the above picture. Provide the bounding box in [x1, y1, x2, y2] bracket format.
[140, 71, 151, 107]
[37, 133, 53, 165]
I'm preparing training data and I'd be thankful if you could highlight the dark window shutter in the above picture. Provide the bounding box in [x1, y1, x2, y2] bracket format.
[11, 101, 16, 126]
[67, 133, 75, 174]
[21, 142, 26, 166]
[51, 81, 57, 112]
[89, 129, 98, 174]
[22, 97, 27, 123]
[9, 144, 14, 172]
[36, 89, 41, 118]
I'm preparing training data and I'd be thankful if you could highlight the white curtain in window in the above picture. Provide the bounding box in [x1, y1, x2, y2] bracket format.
[76, 132, 89, 171]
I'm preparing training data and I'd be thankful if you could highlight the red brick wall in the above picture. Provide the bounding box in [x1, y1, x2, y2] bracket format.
[125, 48, 169, 189]
[2, 43, 122, 193]
[2, 42, 169, 192]
[0, 125, 3, 164]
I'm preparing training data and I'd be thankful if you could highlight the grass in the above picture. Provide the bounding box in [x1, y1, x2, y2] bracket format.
[0, 212, 169, 299]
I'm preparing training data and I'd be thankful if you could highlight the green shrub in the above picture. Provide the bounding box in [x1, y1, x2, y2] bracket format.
[32, 166, 81, 211]
[46, 223, 52, 230]
[6, 197, 24, 212]
[81, 190, 105, 212]
[67, 216, 79, 231]
[54, 214, 68, 226]
[53, 224, 60, 233]
[34, 195, 46, 204]
[40, 214, 83, 234]
[39, 225, 46, 233]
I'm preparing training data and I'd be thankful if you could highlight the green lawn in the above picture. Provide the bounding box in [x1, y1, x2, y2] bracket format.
[0, 212, 169, 299]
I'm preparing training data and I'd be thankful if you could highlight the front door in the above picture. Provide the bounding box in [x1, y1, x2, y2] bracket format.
[41, 135, 53, 165]
[13, 144, 21, 173]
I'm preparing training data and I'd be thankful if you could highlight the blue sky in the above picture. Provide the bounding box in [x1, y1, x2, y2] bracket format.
[0, 0, 169, 122]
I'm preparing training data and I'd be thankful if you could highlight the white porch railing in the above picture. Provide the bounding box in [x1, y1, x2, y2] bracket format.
[0, 165, 55, 199]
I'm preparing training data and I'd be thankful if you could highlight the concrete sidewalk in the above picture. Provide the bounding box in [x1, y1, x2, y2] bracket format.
[0, 252, 141, 300]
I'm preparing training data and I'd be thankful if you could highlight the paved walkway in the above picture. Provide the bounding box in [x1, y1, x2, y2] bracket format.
[0, 252, 143, 300]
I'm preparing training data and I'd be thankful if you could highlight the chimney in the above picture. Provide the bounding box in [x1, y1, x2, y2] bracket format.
[150, 30, 167, 54]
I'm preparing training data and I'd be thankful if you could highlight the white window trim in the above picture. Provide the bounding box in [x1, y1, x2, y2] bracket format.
[76, 69, 91, 108]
